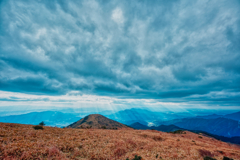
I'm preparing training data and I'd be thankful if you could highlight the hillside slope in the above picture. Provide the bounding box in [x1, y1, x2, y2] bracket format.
[130, 122, 182, 132]
[0, 123, 239, 159]
[68, 114, 129, 129]
[130, 123, 240, 145]
[152, 124, 182, 132]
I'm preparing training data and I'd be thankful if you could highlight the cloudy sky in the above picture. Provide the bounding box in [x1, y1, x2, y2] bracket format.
[0, 0, 240, 113]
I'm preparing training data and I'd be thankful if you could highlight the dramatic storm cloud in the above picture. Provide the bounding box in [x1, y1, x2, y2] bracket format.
[0, 0, 240, 110]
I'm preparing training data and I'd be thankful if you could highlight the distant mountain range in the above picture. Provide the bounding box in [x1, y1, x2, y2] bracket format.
[0, 111, 80, 127]
[154, 117, 240, 138]
[173, 117, 240, 137]
[195, 111, 240, 121]
[223, 111, 240, 121]
[67, 114, 130, 129]
[0, 108, 239, 138]
[195, 114, 223, 119]
[153, 111, 240, 138]
[105, 108, 195, 126]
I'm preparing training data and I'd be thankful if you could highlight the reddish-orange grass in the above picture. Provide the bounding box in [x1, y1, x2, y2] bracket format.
[0, 123, 239, 160]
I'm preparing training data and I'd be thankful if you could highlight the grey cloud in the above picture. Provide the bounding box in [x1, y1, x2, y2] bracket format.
[0, 0, 240, 106]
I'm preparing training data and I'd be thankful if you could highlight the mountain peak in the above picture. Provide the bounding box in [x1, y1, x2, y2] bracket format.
[68, 114, 130, 129]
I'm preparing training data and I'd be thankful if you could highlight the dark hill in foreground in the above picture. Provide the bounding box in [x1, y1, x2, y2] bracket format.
[67, 114, 130, 129]
[152, 124, 183, 132]
[130, 122, 150, 130]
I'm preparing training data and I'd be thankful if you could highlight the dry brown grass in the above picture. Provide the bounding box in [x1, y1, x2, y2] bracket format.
[0, 122, 239, 160]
